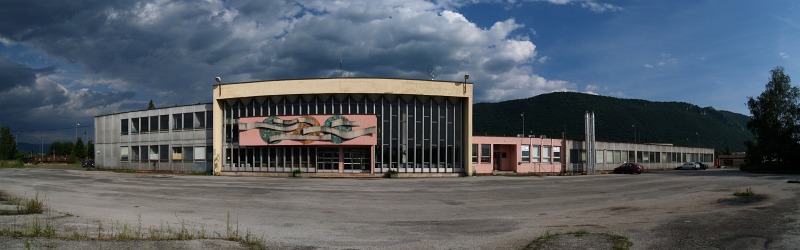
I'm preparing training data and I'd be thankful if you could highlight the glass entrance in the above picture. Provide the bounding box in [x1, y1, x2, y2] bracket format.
[343, 148, 370, 172]
[317, 148, 339, 172]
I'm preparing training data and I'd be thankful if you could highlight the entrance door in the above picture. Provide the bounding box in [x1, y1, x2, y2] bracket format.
[343, 148, 370, 172]
[317, 148, 339, 172]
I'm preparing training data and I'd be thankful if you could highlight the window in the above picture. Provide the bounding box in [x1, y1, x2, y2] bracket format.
[149, 145, 159, 161]
[596, 150, 604, 164]
[471, 144, 478, 163]
[120, 119, 129, 135]
[543, 146, 551, 162]
[183, 113, 193, 130]
[553, 146, 561, 163]
[480, 144, 491, 163]
[194, 147, 206, 161]
[149, 116, 158, 132]
[172, 147, 183, 162]
[131, 146, 140, 162]
[195, 112, 205, 128]
[140, 116, 149, 133]
[131, 118, 140, 134]
[172, 114, 182, 130]
[159, 145, 168, 162]
[159, 115, 169, 131]
[183, 146, 194, 162]
[206, 111, 212, 129]
[120, 147, 129, 161]
[521, 144, 530, 162]
[532, 145, 540, 162]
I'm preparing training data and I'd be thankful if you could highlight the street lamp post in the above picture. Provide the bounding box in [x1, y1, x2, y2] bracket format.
[521, 113, 525, 136]
[75, 122, 80, 141]
[631, 125, 637, 143]
[40, 136, 43, 158]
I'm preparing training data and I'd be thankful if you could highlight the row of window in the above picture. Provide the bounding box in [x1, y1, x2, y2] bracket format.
[568, 149, 714, 164]
[471, 144, 562, 163]
[121, 111, 212, 135]
[120, 145, 212, 162]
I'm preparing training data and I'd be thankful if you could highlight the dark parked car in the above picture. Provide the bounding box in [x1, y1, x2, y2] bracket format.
[81, 159, 95, 168]
[693, 162, 708, 170]
[614, 163, 644, 174]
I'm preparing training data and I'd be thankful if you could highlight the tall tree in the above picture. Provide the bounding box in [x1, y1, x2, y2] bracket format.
[87, 140, 94, 159]
[71, 137, 85, 159]
[746, 66, 800, 167]
[148, 100, 156, 110]
[0, 126, 18, 160]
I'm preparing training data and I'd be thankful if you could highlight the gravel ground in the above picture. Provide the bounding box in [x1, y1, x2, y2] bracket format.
[0, 167, 798, 249]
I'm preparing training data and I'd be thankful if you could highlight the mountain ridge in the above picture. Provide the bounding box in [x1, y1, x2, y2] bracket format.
[473, 92, 752, 152]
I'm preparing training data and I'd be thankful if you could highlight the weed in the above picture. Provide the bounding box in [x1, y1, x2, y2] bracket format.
[573, 229, 588, 237]
[734, 187, 755, 197]
[292, 169, 303, 177]
[243, 229, 267, 250]
[384, 169, 399, 178]
[523, 230, 552, 250]
[611, 234, 633, 250]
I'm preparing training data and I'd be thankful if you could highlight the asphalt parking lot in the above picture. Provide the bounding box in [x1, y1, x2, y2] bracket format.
[1, 167, 799, 249]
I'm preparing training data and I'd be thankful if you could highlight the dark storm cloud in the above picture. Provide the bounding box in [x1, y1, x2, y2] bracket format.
[0, 0, 585, 140]
[0, 58, 36, 92]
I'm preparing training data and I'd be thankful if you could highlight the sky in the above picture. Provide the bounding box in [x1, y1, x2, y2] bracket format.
[1, 0, 798, 144]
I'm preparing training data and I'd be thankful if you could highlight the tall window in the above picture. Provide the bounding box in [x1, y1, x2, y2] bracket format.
[480, 144, 491, 163]
[172, 147, 183, 162]
[120, 147, 129, 161]
[172, 114, 182, 130]
[120, 119, 128, 135]
[471, 144, 478, 163]
[159, 115, 169, 131]
[195, 112, 204, 128]
[543, 146, 551, 163]
[553, 146, 561, 163]
[532, 145, 540, 162]
[183, 113, 193, 130]
[521, 144, 530, 163]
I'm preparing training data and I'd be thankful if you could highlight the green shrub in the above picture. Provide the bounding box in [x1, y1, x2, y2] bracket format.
[292, 169, 302, 177]
[0, 160, 23, 168]
[384, 169, 398, 178]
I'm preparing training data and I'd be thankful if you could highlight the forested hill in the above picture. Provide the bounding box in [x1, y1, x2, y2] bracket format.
[473, 92, 752, 152]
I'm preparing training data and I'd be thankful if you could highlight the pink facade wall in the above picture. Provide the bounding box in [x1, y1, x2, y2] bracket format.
[239, 115, 378, 146]
[471, 136, 564, 174]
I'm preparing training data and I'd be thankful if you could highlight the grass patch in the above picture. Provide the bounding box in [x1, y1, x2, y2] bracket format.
[523, 230, 632, 250]
[1, 192, 46, 215]
[733, 187, 755, 197]
[1, 210, 268, 249]
[0, 160, 24, 169]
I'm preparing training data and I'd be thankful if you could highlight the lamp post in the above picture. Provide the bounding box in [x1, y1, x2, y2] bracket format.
[521, 112, 525, 136]
[40, 136, 43, 158]
[75, 122, 80, 141]
[631, 125, 637, 143]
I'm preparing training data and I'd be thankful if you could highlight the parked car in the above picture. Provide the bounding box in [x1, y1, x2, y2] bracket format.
[693, 162, 708, 170]
[81, 159, 95, 168]
[614, 163, 644, 174]
[675, 162, 700, 170]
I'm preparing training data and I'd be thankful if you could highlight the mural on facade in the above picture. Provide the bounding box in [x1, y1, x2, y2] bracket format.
[238, 115, 377, 146]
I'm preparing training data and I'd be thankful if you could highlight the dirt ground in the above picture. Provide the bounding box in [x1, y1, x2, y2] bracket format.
[1, 167, 799, 249]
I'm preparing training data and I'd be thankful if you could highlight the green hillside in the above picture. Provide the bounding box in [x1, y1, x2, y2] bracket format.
[473, 92, 752, 152]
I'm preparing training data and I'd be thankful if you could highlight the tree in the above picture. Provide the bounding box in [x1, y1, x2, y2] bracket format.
[0, 126, 18, 160]
[71, 137, 85, 159]
[87, 140, 95, 160]
[148, 100, 156, 110]
[745, 66, 800, 167]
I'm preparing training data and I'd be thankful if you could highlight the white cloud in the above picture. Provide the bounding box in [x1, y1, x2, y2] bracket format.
[644, 64, 653, 68]
[779, 52, 789, 59]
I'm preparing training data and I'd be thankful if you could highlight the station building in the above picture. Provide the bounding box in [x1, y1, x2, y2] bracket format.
[212, 78, 472, 176]
[94, 78, 714, 176]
